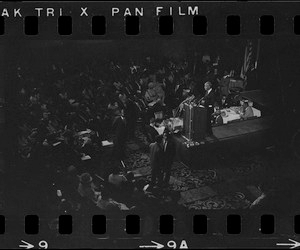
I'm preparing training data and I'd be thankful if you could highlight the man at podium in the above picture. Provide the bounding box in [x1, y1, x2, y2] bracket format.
[196, 82, 216, 136]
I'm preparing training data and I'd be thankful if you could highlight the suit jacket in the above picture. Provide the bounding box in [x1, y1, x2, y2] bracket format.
[241, 106, 254, 119]
[145, 124, 159, 143]
[162, 137, 176, 167]
[202, 89, 215, 107]
[113, 116, 127, 143]
[215, 114, 224, 125]
[149, 142, 163, 170]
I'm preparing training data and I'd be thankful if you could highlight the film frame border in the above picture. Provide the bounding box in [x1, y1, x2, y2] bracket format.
[1, 1, 300, 249]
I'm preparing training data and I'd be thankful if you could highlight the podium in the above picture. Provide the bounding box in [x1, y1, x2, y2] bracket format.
[183, 104, 207, 141]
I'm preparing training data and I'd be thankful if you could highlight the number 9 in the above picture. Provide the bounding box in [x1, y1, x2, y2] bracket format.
[167, 240, 176, 249]
[39, 240, 48, 249]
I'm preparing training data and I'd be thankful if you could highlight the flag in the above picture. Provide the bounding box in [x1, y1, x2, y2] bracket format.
[240, 40, 256, 80]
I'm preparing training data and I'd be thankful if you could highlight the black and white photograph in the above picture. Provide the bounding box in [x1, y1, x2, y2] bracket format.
[1, 1, 300, 249]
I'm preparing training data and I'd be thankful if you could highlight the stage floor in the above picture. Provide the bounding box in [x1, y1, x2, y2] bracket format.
[174, 116, 274, 169]
[211, 116, 271, 142]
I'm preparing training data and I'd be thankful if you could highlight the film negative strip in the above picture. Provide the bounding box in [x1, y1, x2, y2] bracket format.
[1, 1, 300, 249]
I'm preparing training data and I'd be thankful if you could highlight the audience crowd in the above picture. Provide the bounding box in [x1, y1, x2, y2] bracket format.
[9, 54, 244, 215]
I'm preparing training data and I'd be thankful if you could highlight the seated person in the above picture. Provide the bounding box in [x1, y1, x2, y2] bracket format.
[238, 99, 246, 114]
[145, 82, 158, 104]
[240, 101, 254, 120]
[145, 82, 165, 106]
[108, 168, 128, 188]
[220, 95, 230, 109]
[77, 173, 101, 204]
[153, 82, 165, 106]
[96, 189, 133, 211]
[212, 109, 224, 126]
[145, 117, 159, 143]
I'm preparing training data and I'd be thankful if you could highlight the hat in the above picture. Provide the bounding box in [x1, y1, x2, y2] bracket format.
[78, 173, 92, 184]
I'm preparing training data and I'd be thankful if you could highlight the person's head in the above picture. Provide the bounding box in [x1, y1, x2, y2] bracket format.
[204, 81, 212, 91]
[215, 110, 221, 115]
[214, 102, 220, 110]
[149, 117, 155, 125]
[41, 103, 47, 111]
[164, 120, 173, 132]
[148, 82, 155, 89]
[221, 95, 227, 102]
[42, 112, 49, 120]
[118, 93, 127, 103]
[78, 173, 93, 186]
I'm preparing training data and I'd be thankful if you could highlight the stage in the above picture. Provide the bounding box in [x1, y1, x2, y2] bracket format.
[173, 116, 274, 169]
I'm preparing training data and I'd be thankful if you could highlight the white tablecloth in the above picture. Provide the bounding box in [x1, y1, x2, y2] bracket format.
[221, 108, 241, 124]
[221, 107, 261, 124]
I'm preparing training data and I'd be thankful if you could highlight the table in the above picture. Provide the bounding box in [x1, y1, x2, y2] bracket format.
[220, 106, 261, 124]
[221, 108, 241, 124]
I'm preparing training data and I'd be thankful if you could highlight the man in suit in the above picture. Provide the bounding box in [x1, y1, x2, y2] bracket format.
[149, 135, 164, 188]
[118, 93, 138, 139]
[112, 108, 127, 161]
[145, 117, 159, 143]
[200, 81, 215, 136]
[162, 131, 176, 186]
[220, 95, 230, 109]
[240, 101, 254, 120]
[201, 81, 215, 107]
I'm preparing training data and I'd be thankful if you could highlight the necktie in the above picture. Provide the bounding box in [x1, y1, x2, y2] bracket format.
[164, 141, 167, 152]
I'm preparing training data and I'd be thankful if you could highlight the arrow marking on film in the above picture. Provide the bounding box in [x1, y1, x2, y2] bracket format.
[276, 239, 300, 249]
[139, 241, 164, 249]
[19, 240, 34, 249]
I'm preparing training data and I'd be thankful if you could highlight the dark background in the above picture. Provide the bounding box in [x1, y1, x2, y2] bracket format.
[0, 1, 300, 247]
